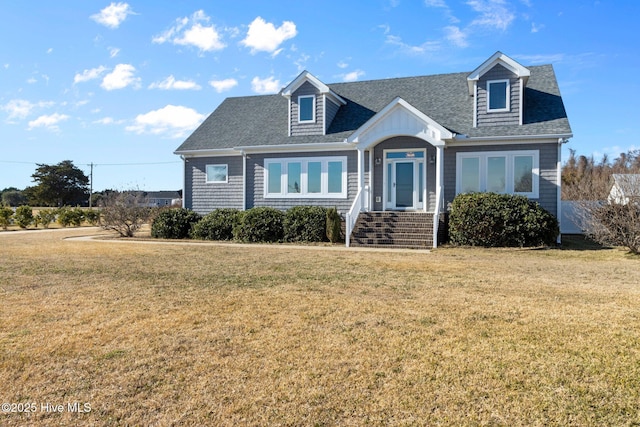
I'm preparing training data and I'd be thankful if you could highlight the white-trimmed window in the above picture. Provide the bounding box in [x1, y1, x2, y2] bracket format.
[487, 79, 510, 112]
[264, 156, 347, 198]
[298, 95, 315, 123]
[456, 150, 539, 198]
[206, 164, 228, 183]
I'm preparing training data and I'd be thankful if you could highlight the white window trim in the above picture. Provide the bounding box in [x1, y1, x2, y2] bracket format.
[456, 150, 539, 198]
[298, 95, 316, 123]
[487, 79, 510, 112]
[205, 164, 228, 184]
[264, 156, 347, 199]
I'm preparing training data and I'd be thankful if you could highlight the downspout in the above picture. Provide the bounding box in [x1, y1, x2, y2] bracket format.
[241, 150, 247, 211]
[180, 155, 186, 209]
[557, 138, 568, 244]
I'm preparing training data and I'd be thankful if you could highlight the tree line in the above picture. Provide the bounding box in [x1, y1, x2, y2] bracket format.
[562, 149, 640, 200]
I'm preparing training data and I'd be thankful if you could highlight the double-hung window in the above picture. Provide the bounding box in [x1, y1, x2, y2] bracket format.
[264, 156, 347, 198]
[456, 150, 539, 198]
[487, 79, 510, 112]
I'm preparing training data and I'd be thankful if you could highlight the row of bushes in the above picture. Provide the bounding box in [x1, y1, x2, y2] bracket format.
[151, 206, 343, 243]
[0, 206, 101, 230]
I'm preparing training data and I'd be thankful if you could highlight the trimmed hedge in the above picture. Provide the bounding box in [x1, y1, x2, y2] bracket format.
[233, 207, 284, 243]
[283, 206, 328, 242]
[151, 208, 202, 239]
[191, 209, 240, 241]
[449, 192, 559, 247]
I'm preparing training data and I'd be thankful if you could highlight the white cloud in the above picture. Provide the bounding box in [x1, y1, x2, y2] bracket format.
[251, 76, 281, 94]
[385, 34, 441, 56]
[126, 105, 205, 138]
[28, 113, 69, 131]
[94, 117, 115, 125]
[341, 70, 365, 82]
[91, 2, 134, 29]
[74, 66, 108, 84]
[153, 10, 225, 52]
[531, 22, 544, 33]
[514, 53, 565, 65]
[47, 48, 53, 54]
[2, 99, 55, 121]
[444, 25, 468, 47]
[209, 78, 238, 93]
[148, 75, 201, 90]
[27, 77, 37, 84]
[425, 0, 447, 6]
[337, 59, 350, 69]
[101, 64, 140, 90]
[242, 17, 297, 54]
[467, 0, 515, 31]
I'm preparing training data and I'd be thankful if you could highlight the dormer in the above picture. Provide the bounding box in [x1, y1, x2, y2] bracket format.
[281, 71, 346, 136]
[467, 52, 530, 128]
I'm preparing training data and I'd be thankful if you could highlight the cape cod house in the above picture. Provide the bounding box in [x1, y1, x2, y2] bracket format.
[175, 52, 572, 248]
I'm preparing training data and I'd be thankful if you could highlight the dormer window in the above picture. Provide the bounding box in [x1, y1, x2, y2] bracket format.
[298, 95, 315, 123]
[487, 79, 510, 112]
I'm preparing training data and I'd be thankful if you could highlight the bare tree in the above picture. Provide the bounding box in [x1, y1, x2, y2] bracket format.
[563, 149, 640, 254]
[99, 191, 153, 237]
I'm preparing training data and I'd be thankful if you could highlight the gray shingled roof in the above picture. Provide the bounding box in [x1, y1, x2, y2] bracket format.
[175, 64, 571, 153]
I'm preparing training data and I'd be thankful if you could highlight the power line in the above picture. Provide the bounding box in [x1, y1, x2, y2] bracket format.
[0, 160, 180, 166]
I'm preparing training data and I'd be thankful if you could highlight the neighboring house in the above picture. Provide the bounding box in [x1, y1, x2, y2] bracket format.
[145, 191, 182, 207]
[175, 52, 572, 248]
[608, 174, 640, 205]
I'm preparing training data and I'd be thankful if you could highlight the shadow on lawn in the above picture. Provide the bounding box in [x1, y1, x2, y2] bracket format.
[559, 234, 612, 251]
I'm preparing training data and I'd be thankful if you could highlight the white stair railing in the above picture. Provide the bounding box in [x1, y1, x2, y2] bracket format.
[346, 185, 368, 247]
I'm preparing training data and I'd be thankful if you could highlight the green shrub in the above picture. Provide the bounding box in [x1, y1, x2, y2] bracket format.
[151, 208, 201, 239]
[191, 209, 240, 241]
[35, 208, 57, 229]
[0, 206, 13, 230]
[84, 209, 101, 225]
[326, 207, 342, 243]
[233, 207, 284, 243]
[14, 205, 34, 229]
[57, 206, 84, 227]
[449, 192, 559, 247]
[283, 206, 328, 243]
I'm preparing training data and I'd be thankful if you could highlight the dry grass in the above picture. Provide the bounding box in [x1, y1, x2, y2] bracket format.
[1, 229, 639, 426]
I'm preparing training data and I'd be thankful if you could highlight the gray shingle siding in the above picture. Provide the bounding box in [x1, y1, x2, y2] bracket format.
[185, 156, 244, 214]
[247, 150, 359, 213]
[290, 82, 324, 136]
[443, 142, 559, 215]
[476, 64, 521, 127]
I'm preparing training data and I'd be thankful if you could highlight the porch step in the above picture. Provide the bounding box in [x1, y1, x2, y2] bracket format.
[349, 212, 433, 249]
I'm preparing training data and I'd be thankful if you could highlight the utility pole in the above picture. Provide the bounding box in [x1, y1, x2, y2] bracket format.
[89, 162, 94, 208]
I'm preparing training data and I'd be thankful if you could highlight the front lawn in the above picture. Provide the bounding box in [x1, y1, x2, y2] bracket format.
[1, 229, 638, 425]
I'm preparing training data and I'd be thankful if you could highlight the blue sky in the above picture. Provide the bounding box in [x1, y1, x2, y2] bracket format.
[1, 0, 638, 192]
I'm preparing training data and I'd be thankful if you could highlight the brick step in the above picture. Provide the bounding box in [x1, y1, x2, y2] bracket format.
[350, 239, 431, 249]
[352, 232, 432, 239]
[350, 211, 434, 249]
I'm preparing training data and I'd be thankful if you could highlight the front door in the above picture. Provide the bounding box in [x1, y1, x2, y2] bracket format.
[385, 150, 425, 210]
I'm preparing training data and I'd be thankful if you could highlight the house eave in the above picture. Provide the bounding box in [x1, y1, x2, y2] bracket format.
[447, 133, 573, 146]
[236, 141, 353, 154]
[174, 148, 241, 157]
